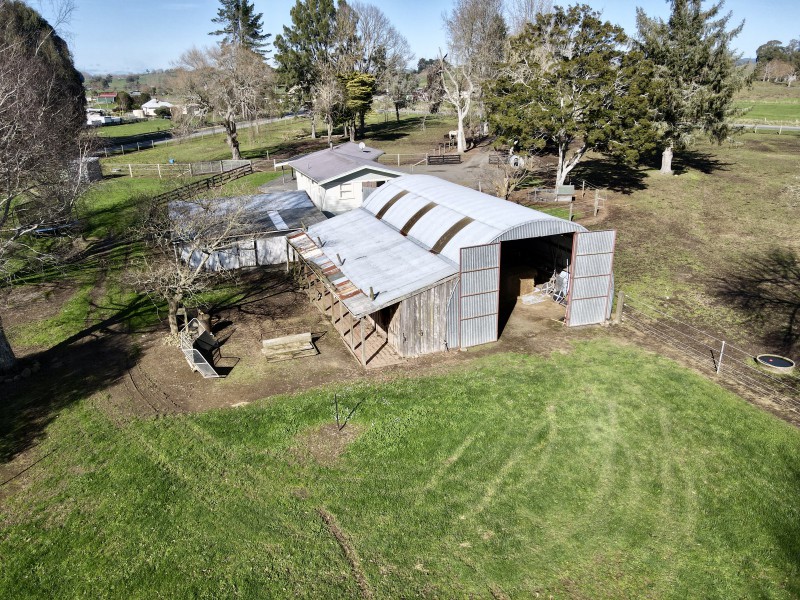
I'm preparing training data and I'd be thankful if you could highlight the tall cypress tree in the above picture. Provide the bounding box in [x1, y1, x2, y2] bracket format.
[273, 0, 338, 95]
[210, 0, 271, 54]
[636, 0, 747, 174]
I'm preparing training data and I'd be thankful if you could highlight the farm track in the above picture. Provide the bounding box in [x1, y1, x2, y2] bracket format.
[122, 361, 182, 418]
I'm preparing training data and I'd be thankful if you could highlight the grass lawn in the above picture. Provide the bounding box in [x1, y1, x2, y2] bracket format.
[80, 177, 178, 238]
[1, 340, 798, 598]
[577, 132, 800, 350]
[95, 119, 173, 139]
[735, 80, 800, 103]
[100, 113, 457, 167]
[733, 101, 800, 122]
[213, 170, 282, 195]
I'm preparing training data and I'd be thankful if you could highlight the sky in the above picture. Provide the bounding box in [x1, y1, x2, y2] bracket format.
[35, 0, 800, 74]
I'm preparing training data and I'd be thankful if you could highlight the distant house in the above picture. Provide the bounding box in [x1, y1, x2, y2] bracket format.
[141, 98, 174, 117]
[86, 109, 120, 126]
[96, 92, 117, 104]
[278, 142, 403, 215]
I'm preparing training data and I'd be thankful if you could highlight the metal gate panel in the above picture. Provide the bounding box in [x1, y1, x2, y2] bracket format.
[566, 230, 616, 327]
[459, 243, 500, 348]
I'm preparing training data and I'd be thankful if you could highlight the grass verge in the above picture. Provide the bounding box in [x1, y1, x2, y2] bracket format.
[1, 339, 798, 598]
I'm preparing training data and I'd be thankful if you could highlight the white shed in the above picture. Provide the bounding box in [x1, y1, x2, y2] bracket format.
[280, 142, 402, 215]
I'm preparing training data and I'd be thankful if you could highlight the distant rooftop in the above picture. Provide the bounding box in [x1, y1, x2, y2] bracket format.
[282, 142, 399, 184]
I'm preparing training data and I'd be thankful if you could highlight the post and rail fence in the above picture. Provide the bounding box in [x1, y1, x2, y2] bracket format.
[150, 162, 254, 205]
[106, 159, 252, 179]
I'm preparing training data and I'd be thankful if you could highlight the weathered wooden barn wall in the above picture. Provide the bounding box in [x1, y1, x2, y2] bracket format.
[386, 280, 457, 357]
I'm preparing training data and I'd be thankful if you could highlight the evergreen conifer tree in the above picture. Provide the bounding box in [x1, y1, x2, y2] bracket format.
[636, 0, 747, 174]
[210, 0, 271, 54]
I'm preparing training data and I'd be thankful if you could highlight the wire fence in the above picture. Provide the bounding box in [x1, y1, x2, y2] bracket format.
[105, 160, 252, 179]
[618, 292, 800, 419]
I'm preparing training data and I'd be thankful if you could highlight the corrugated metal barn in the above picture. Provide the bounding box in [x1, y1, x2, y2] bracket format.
[288, 175, 616, 367]
[176, 191, 327, 271]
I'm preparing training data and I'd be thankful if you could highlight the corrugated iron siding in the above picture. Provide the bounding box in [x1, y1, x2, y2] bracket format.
[567, 230, 616, 327]
[494, 220, 584, 242]
[459, 244, 500, 348]
[446, 284, 460, 349]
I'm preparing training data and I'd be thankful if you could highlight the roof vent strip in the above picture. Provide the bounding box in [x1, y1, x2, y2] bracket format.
[400, 202, 438, 236]
[430, 216, 475, 254]
[374, 190, 409, 220]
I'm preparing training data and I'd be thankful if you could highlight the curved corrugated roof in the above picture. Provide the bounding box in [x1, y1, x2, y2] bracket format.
[294, 175, 586, 317]
[362, 175, 586, 263]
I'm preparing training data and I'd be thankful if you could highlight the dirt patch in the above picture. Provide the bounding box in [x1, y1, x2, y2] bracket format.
[294, 423, 362, 467]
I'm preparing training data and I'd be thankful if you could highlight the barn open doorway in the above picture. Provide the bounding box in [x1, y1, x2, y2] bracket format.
[498, 234, 574, 334]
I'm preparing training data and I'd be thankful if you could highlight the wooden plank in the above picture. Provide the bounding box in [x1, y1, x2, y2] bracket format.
[262, 332, 312, 348]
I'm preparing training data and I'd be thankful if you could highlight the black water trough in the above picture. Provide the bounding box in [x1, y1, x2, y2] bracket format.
[755, 354, 795, 375]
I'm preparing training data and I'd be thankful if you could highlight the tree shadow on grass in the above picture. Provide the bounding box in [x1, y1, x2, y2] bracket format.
[671, 148, 733, 175]
[714, 246, 800, 355]
[206, 268, 299, 321]
[0, 290, 159, 466]
[572, 157, 648, 194]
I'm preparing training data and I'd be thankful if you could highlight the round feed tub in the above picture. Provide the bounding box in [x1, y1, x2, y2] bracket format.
[754, 354, 795, 375]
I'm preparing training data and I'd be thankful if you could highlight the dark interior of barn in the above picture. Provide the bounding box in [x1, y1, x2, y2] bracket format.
[498, 234, 574, 334]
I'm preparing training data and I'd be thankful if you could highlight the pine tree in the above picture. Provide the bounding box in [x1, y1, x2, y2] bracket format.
[636, 0, 748, 174]
[210, 0, 271, 54]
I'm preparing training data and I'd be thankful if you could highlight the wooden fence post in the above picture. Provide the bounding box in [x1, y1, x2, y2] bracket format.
[614, 291, 624, 324]
[157, 164, 162, 179]
[128, 164, 133, 178]
[717, 341, 726, 374]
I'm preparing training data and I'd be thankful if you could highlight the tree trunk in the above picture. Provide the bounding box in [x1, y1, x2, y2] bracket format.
[349, 118, 356, 142]
[395, 103, 400, 122]
[0, 314, 16, 374]
[456, 112, 467, 153]
[326, 120, 333, 145]
[660, 145, 674, 175]
[167, 296, 181, 336]
[310, 113, 317, 139]
[224, 114, 241, 161]
[359, 111, 366, 137]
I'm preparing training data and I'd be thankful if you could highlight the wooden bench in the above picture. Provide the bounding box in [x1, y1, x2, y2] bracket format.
[261, 332, 318, 362]
[427, 154, 462, 165]
[488, 153, 505, 165]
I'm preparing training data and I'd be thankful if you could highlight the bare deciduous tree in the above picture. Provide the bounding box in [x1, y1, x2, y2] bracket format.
[352, 1, 413, 78]
[174, 44, 272, 160]
[506, 0, 552, 35]
[441, 0, 507, 152]
[485, 152, 541, 200]
[0, 6, 90, 372]
[312, 69, 343, 144]
[130, 195, 251, 335]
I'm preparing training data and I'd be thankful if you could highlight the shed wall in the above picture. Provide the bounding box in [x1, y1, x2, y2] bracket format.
[393, 279, 457, 357]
